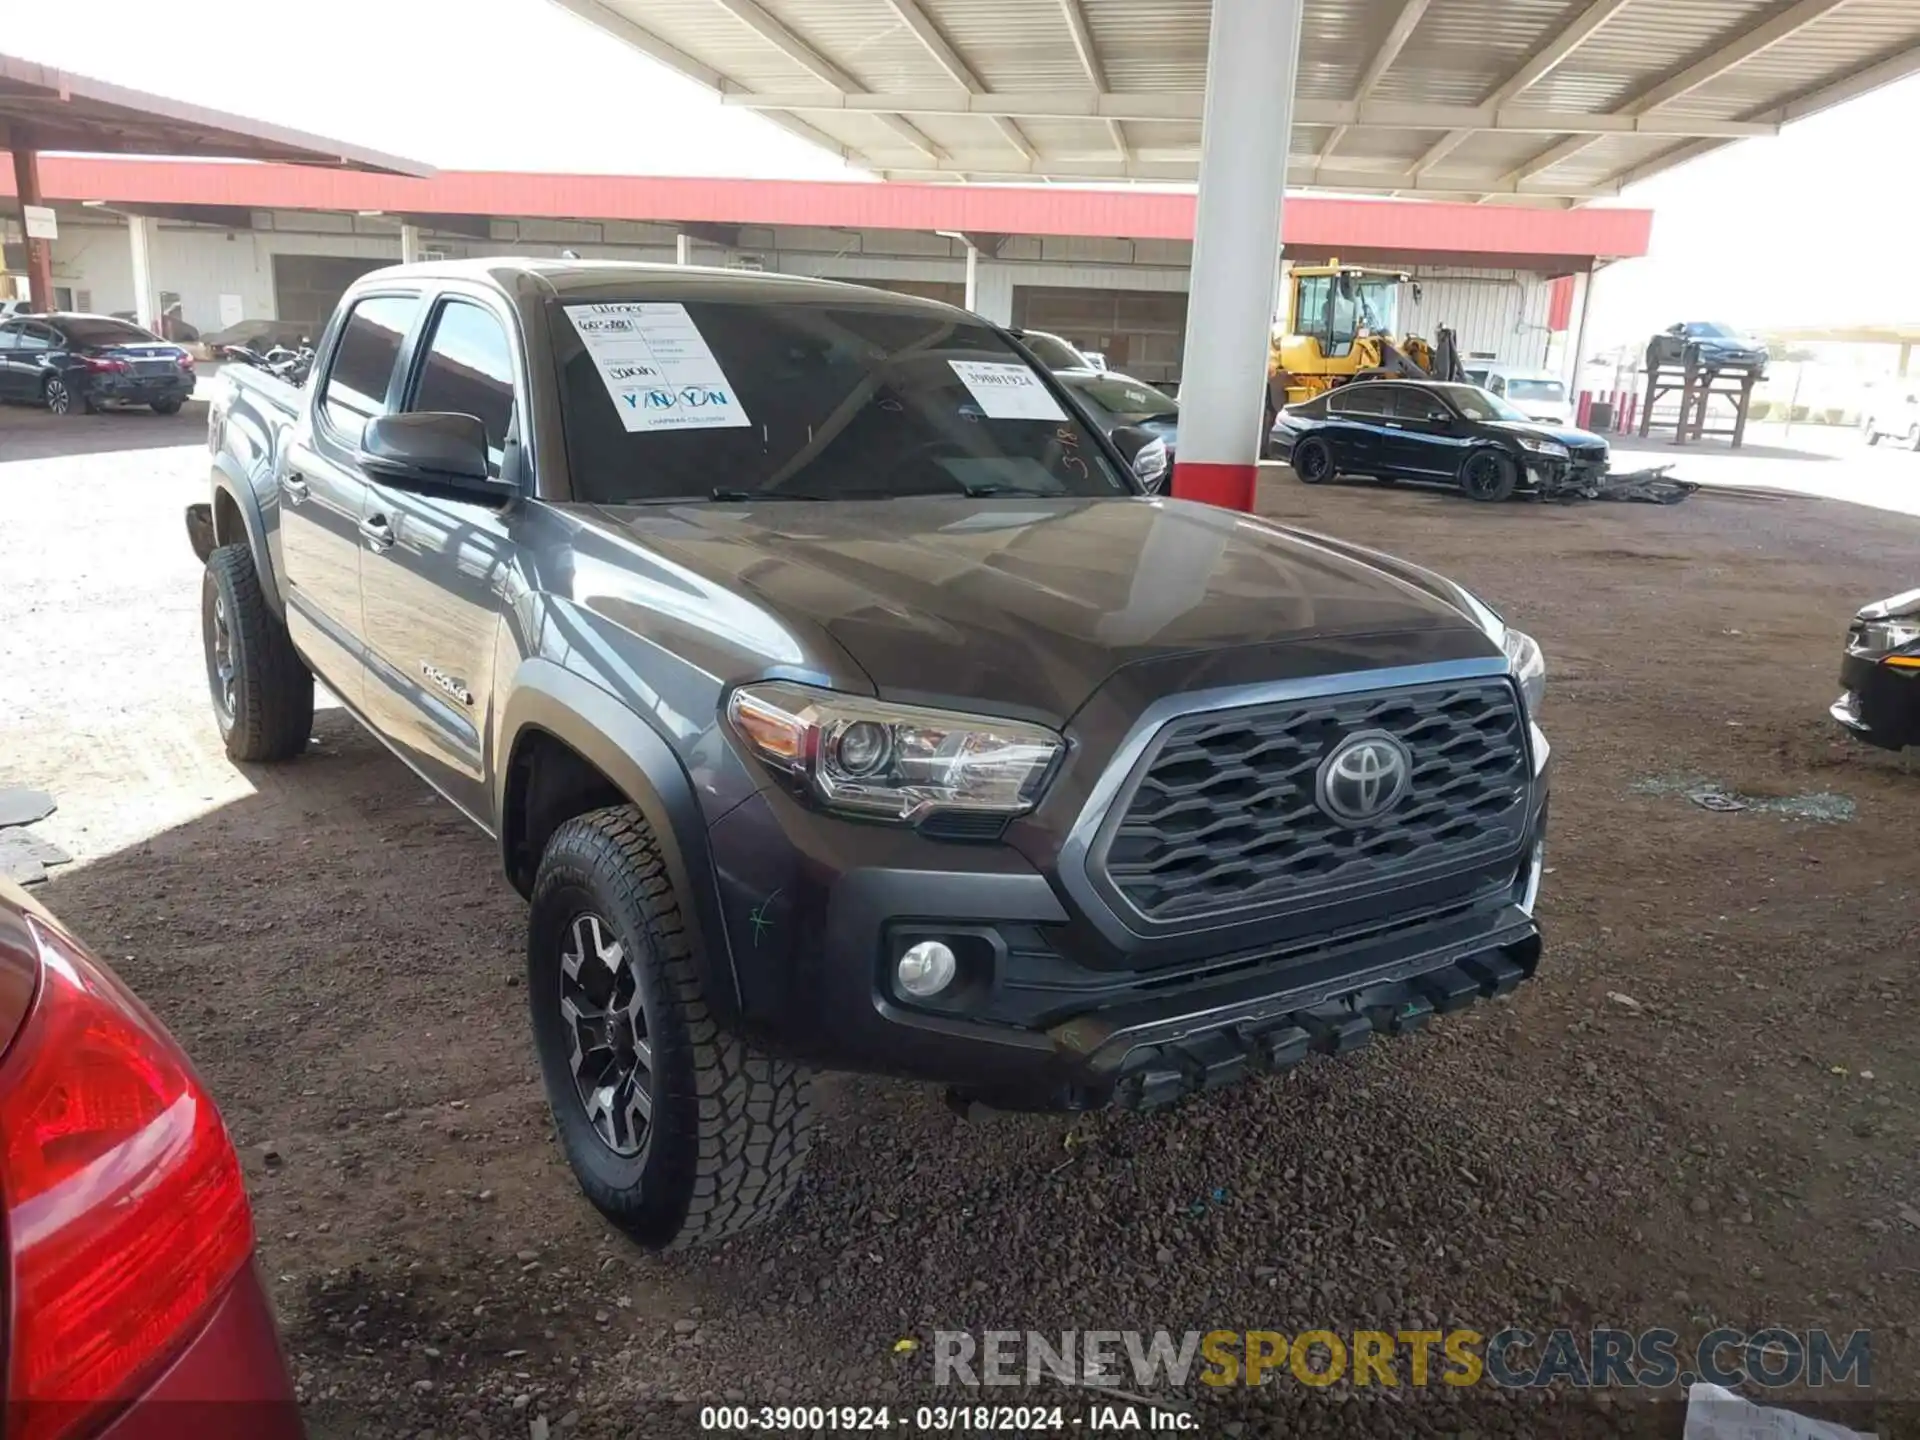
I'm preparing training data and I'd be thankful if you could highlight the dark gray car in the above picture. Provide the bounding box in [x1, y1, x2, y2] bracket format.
[187, 260, 1553, 1250]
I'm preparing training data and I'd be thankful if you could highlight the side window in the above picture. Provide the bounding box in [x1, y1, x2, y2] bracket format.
[319, 295, 420, 445]
[0, 324, 17, 353]
[1333, 385, 1388, 418]
[1488, 375, 1506, 395]
[1386, 387, 1436, 421]
[408, 300, 517, 476]
[14, 324, 52, 355]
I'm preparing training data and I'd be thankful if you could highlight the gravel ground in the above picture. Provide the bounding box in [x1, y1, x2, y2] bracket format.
[3, 402, 1919, 1439]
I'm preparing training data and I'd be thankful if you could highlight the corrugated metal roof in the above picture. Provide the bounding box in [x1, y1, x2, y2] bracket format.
[552, 0, 1920, 201]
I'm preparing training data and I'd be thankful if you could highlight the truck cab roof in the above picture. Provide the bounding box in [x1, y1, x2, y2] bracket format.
[358, 257, 957, 312]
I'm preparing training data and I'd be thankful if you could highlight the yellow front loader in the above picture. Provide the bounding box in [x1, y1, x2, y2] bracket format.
[1266, 261, 1464, 411]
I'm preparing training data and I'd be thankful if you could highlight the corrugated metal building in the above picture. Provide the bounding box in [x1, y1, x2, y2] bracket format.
[22, 158, 1650, 388]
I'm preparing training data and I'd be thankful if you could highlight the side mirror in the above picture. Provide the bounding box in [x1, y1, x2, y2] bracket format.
[360, 412, 509, 501]
[1108, 424, 1153, 464]
[1109, 425, 1169, 493]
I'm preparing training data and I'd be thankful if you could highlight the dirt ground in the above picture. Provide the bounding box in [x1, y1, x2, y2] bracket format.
[3, 400, 1919, 1439]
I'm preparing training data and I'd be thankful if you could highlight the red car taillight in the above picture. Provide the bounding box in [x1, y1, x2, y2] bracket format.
[1, 915, 254, 1440]
[78, 357, 129, 374]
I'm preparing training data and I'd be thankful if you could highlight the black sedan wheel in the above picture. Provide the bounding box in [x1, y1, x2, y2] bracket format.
[43, 377, 76, 416]
[1292, 435, 1337, 485]
[1459, 449, 1518, 503]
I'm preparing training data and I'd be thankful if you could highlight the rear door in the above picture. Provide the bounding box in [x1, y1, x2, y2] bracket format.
[1326, 384, 1390, 472]
[357, 290, 522, 824]
[278, 291, 423, 711]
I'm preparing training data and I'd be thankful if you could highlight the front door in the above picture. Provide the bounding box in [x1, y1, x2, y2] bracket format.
[358, 294, 521, 824]
[1378, 386, 1463, 478]
[278, 292, 422, 711]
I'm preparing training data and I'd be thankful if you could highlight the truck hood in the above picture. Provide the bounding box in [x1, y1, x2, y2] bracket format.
[582, 496, 1490, 721]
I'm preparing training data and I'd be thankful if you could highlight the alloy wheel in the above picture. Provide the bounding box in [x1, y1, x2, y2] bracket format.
[1462, 453, 1507, 500]
[45, 380, 70, 416]
[207, 590, 237, 728]
[558, 912, 655, 1158]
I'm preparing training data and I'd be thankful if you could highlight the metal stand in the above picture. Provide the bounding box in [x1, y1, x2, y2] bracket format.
[1637, 358, 1759, 448]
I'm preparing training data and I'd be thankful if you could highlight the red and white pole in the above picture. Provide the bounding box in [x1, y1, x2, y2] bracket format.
[1171, 0, 1304, 511]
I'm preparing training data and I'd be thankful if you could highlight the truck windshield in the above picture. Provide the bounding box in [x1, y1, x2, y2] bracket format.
[1505, 378, 1566, 403]
[549, 299, 1130, 504]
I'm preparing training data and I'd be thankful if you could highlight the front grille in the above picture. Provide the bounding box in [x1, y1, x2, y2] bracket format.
[1095, 679, 1530, 925]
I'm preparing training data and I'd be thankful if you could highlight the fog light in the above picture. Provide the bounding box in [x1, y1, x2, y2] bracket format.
[896, 940, 957, 998]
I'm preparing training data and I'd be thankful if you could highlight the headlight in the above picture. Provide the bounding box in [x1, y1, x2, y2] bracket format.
[1504, 627, 1546, 712]
[1857, 619, 1920, 656]
[1516, 437, 1569, 458]
[1131, 436, 1169, 488]
[727, 681, 1064, 823]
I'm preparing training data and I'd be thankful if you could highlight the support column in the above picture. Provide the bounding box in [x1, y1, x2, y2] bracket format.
[128, 214, 158, 332]
[963, 241, 979, 313]
[1171, 0, 1303, 511]
[400, 221, 424, 265]
[1561, 268, 1593, 394]
[675, 233, 693, 266]
[1899, 341, 1911, 379]
[11, 141, 56, 311]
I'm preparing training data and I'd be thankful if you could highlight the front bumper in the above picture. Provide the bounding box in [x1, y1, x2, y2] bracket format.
[708, 695, 1551, 1110]
[1833, 650, 1920, 751]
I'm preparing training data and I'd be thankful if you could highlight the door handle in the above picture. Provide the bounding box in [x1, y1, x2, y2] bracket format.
[359, 515, 396, 552]
[282, 472, 310, 505]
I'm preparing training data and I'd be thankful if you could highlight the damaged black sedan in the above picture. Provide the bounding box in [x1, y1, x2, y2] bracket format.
[1833, 589, 1920, 751]
[1268, 379, 1610, 502]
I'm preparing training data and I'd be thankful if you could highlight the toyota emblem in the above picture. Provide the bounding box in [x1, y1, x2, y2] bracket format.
[1315, 729, 1413, 825]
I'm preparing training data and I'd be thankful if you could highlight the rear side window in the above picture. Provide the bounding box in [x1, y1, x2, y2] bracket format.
[409, 301, 516, 475]
[1332, 385, 1388, 418]
[0, 325, 16, 353]
[12, 324, 52, 355]
[320, 295, 419, 443]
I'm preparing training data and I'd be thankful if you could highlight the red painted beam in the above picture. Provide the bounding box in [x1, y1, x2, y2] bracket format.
[0, 156, 1655, 261]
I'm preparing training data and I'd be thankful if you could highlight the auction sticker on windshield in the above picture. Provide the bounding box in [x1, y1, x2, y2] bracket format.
[949, 361, 1068, 422]
[564, 303, 751, 433]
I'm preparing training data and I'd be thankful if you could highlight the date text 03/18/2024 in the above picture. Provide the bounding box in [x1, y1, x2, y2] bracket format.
[699, 1405, 1195, 1432]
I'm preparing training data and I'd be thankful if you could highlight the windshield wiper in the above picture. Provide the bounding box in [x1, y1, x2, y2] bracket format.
[708, 487, 825, 502]
[958, 482, 1059, 498]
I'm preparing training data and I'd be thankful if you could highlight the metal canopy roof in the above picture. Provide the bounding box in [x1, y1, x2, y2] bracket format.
[552, 0, 1920, 202]
[0, 53, 432, 175]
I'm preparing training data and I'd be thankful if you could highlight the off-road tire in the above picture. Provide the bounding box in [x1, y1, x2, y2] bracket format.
[1292, 435, 1336, 485]
[1459, 448, 1519, 503]
[528, 806, 813, 1250]
[202, 543, 314, 762]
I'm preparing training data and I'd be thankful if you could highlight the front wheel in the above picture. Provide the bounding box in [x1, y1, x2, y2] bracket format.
[528, 806, 813, 1250]
[1459, 449, 1519, 503]
[202, 544, 314, 761]
[1291, 435, 1337, 485]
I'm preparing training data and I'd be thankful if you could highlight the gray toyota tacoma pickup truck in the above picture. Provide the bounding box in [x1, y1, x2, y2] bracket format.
[186, 260, 1552, 1250]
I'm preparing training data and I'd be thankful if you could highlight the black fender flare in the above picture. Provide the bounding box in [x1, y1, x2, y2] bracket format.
[209, 453, 285, 620]
[493, 660, 742, 1024]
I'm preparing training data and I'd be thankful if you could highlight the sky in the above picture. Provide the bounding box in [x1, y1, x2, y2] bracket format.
[8, 0, 1915, 345]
